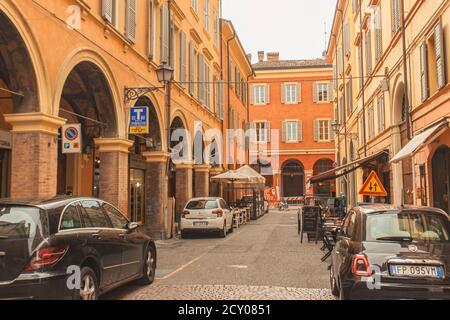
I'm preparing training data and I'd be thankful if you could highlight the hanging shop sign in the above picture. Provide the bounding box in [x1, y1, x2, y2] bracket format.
[129, 106, 149, 134]
[62, 124, 82, 154]
[359, 170, 388, 197]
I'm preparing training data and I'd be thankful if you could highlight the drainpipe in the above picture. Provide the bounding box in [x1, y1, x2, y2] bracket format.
[359, 0, 367, 157]
[401, 0, 413, 140]
[226, 29, 236, 170]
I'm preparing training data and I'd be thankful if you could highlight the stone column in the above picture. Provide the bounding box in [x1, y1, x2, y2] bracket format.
[194, 164, 211, 197]
[175, 162, 193, 221]
[142, 152, 169, 239]
[5, 112, 66, 198]
[209, 167, 224, 197]
[95, 138, 134, 215]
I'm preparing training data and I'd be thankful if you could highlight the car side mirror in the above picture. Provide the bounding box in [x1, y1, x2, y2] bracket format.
[127, 222, 139, 232]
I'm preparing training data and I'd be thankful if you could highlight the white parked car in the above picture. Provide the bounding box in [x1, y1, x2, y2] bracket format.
[180, 198, 234, 238]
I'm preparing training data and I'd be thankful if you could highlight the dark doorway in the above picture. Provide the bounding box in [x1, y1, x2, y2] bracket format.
[432, 146, 450, 213]
[282, 161, 304, 197]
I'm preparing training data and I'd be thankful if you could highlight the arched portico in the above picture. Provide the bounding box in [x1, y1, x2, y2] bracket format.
[1, 4, 64, 199]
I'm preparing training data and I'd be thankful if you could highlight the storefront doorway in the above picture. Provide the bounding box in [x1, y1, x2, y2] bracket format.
[282, 160, 304, 197]
[432, 146, 450, 213]
[130, 168, 145, 223]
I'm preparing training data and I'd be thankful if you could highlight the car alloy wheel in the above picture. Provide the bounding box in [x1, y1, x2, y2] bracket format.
[80, 271, 97, 300]
[146, 249, 155, 279]
[330, 266, 339, 297]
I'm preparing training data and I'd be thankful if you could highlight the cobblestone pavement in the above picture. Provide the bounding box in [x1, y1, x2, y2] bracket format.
[107, 284, 334, 300]
[103, 208, 335, 300]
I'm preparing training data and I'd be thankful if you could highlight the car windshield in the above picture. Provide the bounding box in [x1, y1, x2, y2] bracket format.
[186, 200, 219, 210]
[365, 211, 450, 242]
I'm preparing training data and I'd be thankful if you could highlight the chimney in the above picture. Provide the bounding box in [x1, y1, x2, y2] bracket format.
[257, 51, 265, 63]
[246, 53, 253, 63]
[267, 52, 280, 62]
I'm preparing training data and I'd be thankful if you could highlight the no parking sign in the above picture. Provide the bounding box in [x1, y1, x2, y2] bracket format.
[62, 124, 82, 154]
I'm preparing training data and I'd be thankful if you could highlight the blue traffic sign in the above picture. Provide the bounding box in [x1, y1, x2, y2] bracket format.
[129, 106, 149, 134]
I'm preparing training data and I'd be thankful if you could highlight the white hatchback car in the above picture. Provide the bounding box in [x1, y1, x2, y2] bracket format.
[180, 198, 234, 238]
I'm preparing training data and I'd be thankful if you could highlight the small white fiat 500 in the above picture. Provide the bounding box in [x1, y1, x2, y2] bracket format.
[180, 198, 234, 238]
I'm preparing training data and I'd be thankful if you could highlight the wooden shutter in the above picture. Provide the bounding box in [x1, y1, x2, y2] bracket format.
[344, 24, 350, 56]
[337, 48, 343, 75]
[313, 120, 319, 141]
[160, 5, 169, 63]
[420, 42, 429, 101]
[148, 0, 155, 59]
[329, 121, 335, 141]
[297, 83, 302, 103]
[198, 54, 204, 102]
[266, 122, 271, 143]
[328, 83, 333, 102]
[434, 21, 446, 89]
[265, 84, 270, 104]
[125, 0, 137, 43]
[281, 84, 285, 104]
[102, 0, 114, 23]
[219, 80, 224, 119]
[250, 84, 255, 105]
[313, 83, 318, 102]
[298, 120, 303, 142]
[281, 121, 287, 142]
[180, 32, 186, 86]
[392, 0, 400, 32]
[189, 42, 195, 96]
[366, 31, 372, 75]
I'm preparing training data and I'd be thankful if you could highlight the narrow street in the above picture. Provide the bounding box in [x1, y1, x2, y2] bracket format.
[104, 209, 334, 300]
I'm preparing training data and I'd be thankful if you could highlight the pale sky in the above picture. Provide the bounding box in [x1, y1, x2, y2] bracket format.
[222, 0, 337, 63]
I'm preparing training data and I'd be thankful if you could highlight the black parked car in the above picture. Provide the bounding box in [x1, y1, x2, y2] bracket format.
[330, 205, 450, 300]
[0, 196, 157, 300]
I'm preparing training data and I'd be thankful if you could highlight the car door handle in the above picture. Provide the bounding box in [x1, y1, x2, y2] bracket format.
[119, 233, 126, 239]
[91, 233, 102, 240]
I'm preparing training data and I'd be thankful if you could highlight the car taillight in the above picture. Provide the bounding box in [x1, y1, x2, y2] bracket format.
[352, 254, 371, 277]
[24, 245, 68, 272]
[182, 210, 190, 218]
[213, 210, 224, 217]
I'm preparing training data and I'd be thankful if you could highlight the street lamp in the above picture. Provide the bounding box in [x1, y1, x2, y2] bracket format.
[156, 61, 174, 84]
[124, 61, 174, 103]
[332, 120, 359, 141]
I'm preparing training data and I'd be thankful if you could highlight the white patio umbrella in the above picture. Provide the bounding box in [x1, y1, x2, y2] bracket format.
[235, 165, 266, 184]
[211, 170, 250, 202]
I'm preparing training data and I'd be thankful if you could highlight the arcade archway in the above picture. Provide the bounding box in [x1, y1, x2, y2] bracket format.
[57, 61, 118, 197]
[0, 9, 39, 197]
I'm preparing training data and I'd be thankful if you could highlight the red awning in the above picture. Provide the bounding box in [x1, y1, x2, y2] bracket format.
[309, 150, 389, 184]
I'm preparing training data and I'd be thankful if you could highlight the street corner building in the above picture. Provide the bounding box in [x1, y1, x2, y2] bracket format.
[0, 0, 254, 239]
[327, 0, 450, 212]
[249, 52, 337, 202]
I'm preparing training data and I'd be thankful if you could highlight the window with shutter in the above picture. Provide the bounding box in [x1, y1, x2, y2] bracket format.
[344, 24, 350, 56]
[189, 42, 195, 96]
[420, 42, 429, 101]
[298, 120, 303, 142]
[392, 0, 401, 33]
[204, 0, 210, 32]
[219, 80, 224, 119]
[160, 5, 169, 63]
[125, 0, 137, 43]
[434, 21, 447, 89]
[377, 94, 386, 132]
[374, 7, 383, 63]
[148, 0, 155, 59]
[102, 0, 115, 24]
[179, 32, 186, 86]
[198, 54, 204, 102]
[365, 30, 372, 75]
[265, 84, 270, 104]
[313, 120, 319, 142]
[205, 64, 211, 109]
[338, 48, 343, 75]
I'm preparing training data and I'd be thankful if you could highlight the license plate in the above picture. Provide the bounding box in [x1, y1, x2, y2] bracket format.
[390, 265, 444, 279]
[193, 221, 208, 227]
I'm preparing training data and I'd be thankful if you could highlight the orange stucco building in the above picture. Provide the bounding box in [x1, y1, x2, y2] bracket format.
[249, 52, 336, 200]
[0, 0, 254, 239]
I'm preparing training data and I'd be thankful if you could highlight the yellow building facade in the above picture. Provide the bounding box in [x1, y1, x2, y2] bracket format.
[0, 0, 254, 238]
[328, 0, 450, 213]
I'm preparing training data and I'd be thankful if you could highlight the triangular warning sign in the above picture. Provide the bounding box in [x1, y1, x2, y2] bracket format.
[359, 171, 388, 197]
